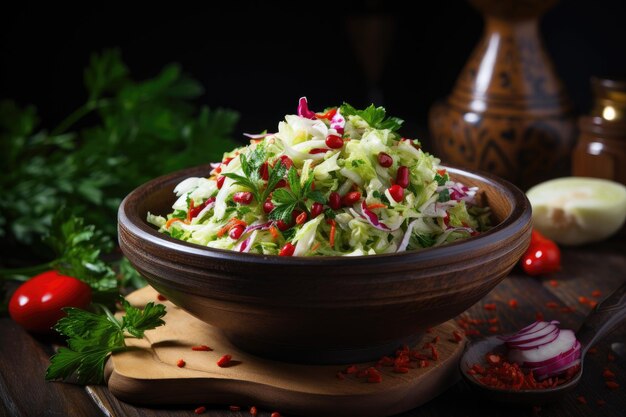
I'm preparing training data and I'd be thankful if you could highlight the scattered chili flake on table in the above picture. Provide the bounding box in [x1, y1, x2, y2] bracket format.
[345, 364, 358, 374]
[191, 345, 213, 351]
[488, 326, 499, 333]
[589, 300, 598, 308]
[508, 299, 518, 308]
[576, 395, 587, 404]
[560, 306, 576, 314]
[596, 399, 606, 407]
[271, 412, 282, 417]
[484, 303, 497, 311]
[605, 381, 620, 390]
[536, 312, 545, 321]
[229, 406, 241, 411]
[216, 354, 232, 367]
[194, 406, 206, 414]
[336, 371, 346, 380]
[607, 353, 615, 362]
[249, 406, 258, 416]
[549, 280, 559, 287]
[430, 345, 439, 361]
[488, 317, 499, 324]
[578, 296, 589, 304]
[157, 294, 167, 301]
[591, 290, 602, 298]
[588, 347, 598, 354]
[602, 368, 616, 379]
[176, 359, 186, 368]
[452, 330, 463, 343]
[545, 301, 559, 309]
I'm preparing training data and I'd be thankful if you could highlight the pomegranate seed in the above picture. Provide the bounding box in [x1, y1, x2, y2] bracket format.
[157, 294, 167, 301]
[396, 166, 410, 188]
[276, 220, 290, 231]
[310, 202, 324, 218]
[309, 148, 328, 154]
[483, 303, 496, 311]
[591, 290, 602, 298]
[325, 134, 344, 149]
[342, 191, 361, 206]
[296, 211, 308, 225]
[388, 184, 404, 202]
[249, 406, 258, 416]
[177, 359, 186, 368]
[229, 406, 241, 411]
[233, 191, 253, 205]
[328, 192, 342, 210]
[217, 176, 225, 189]
[508, 299, 518, 308]
[377, 152, 393, 167]
[259, 162, 269, 180]
[194, 406, 206, 414]
[216, 354, 232, 367]
[279, 242, 295, 256]
[222, 157, 234, 165]
[606, 381, 619, 390]
[278, 155, 293, 169]
[191, 345, 212, 351]
[229, 225, 245, 240]
[263, 199, 275, 214]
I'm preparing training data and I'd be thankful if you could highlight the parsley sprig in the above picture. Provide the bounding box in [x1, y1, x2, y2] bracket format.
[222, 146, 287, 204]
[45, 298, 166, 385]
[270, 167, 325, 222]
[340, 102, 404, 132]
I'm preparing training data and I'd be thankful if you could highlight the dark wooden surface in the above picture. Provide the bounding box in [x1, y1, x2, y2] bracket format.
[1, 238, 625, 417]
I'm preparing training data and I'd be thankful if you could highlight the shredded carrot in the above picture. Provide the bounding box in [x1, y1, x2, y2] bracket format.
[367, 203, 387, 210]
[311, 242, 321, 253]
[186, 199, 195, 222]
[329, 219, 336, 248]
[217, 218, 246, 237]
[269, 225, 279, 239]
[166, 218, 184, 229]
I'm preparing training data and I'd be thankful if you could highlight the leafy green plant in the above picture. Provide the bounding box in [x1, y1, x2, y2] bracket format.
[0, 49, 239, 251]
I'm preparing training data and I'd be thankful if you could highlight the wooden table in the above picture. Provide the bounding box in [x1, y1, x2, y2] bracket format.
[1, 238, 624, 417]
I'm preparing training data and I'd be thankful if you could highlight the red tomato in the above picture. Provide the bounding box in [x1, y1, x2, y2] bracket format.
[8, 270, 92, 333]
[520, 230, 561, 276]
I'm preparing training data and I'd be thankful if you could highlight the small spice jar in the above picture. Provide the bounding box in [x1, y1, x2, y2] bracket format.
[572, 77, 626, 185]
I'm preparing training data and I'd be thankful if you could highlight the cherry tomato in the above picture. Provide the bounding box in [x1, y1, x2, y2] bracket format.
[8, 270, 92, 333]
[520, 230, 561, 276]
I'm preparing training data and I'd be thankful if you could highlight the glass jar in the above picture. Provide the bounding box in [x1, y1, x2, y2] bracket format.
[573, 77, 626, 185]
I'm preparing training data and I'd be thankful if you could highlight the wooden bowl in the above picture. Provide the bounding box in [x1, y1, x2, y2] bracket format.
[118, 165, 531, 364]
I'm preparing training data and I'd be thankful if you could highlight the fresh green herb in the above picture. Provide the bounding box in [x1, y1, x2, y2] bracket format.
[438, 189, 451, 203]
[281, 228, 298, 242]
[269, 167, 324, 222]
[323, 208, 336, 219]
[372, 190, 390, 204]
[351, 159, 365, 168]
[434, 172, 449, 186]
[415, 234, 436, 248]
[0, 49, 239, 250]
[340, 103, 404, 132]
[45, 298, 166, 384]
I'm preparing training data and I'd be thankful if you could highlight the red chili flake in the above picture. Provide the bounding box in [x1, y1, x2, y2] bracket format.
[588, 347, 598, 354]
[578, 296, 589, 304]
[467, 317, 483, 325]
[378, 356, 395, 366]
[560, 306, 576, 313]
[608, 353, 615, 362]
[229, 406, 241, 411]
[488, 317, 499, 324]
[508, 299, 518, 308]
[576, 395, 587, 404]
[191, 345, 213, 351]
[410, 351, 429, 361]
[602, 368, 616, 379]
[393, 366, 410, 373]
[465, 328, 481, 336]
[367, 373, 383, 383]
[606, 381, 620, 390]
[589, 300, 598, 308]
[452, 330, 464, 343]
[176, 359, 186, 368]
[591, 290, 602, 298]
[419, 360, 429, 368]
[535, 311, 545, 321]
[345, 364, 359, 374]
[271, 412, 282, 417]
[545, 301, 559, 309]
[157, 294, 167, 301]
[249, 406, 258, 416]
[432, 335, 440, 344]
[422, 342, 433, 350]
[336, 371, 346, 380]
[430, 345, 439, 361]
[484, 303, 497, 311]
[194, 406, 206, 414]
[596, 399, 606, 407]
[488, 326, 499, 333]
[549, 280, 559, 287]
[356, 370, 369, 378]
[216, 354, 232, 367]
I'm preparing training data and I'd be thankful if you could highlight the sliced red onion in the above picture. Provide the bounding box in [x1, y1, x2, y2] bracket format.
[330, 109, 345, 134]
[503, 321, 559, 344]
[520, 341, 580, 368]
[397, 219, 419, 252]
[509, 328, 560, 350]
[243, 132, 275, 139]
[360, 201, 390, 231]
[297, 97, 316, 120]
[530, 343, 581, 380]
[242, 221, 273, 235]
[237, 230, 258, 253]
[508, 329, 577, 365]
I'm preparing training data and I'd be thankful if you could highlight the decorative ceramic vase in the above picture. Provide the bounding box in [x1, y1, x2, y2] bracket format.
[428, 0, 576, 189]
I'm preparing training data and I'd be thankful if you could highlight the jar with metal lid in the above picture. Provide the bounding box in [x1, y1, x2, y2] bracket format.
[573, 77, 626, 185]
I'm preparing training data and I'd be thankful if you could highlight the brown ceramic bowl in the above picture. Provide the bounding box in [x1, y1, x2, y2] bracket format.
[118, 165, 531, 364]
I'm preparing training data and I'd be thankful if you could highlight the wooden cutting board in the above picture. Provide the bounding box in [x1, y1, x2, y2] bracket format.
[105, 286, 466, 417]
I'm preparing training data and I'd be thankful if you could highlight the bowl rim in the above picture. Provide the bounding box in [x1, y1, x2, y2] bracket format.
[118, 164, 531, 267]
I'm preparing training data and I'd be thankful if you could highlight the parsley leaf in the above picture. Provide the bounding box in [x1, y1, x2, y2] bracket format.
[269, 167, 323, 224]
[438, 189, 451, 203]
[46, 298, 166, 385]
[340, 102, 404, 132]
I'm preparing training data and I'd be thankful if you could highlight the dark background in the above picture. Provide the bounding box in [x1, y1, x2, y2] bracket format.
[2, 0, 626, 144]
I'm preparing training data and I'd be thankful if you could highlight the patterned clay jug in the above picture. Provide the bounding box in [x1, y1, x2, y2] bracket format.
[428, 0, 576, 189]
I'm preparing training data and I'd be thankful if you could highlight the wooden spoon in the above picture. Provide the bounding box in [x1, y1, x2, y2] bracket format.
[460, 282, 626, 404]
